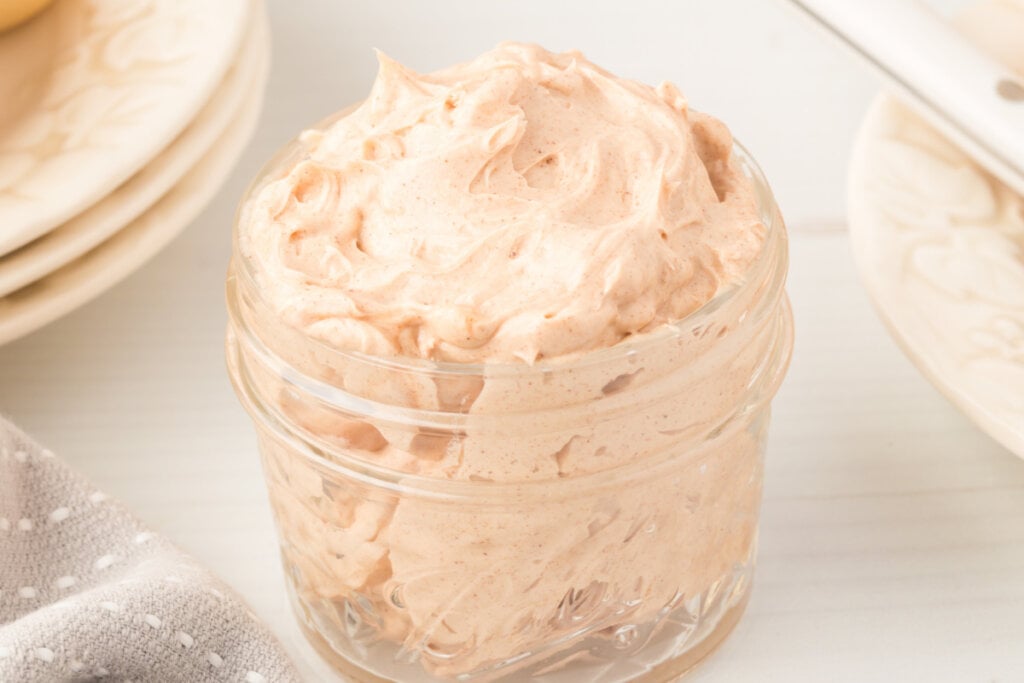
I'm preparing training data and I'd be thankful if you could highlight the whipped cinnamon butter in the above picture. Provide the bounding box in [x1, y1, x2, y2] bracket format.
[239, 42, 765, 364]
[229, 42, 791, 681]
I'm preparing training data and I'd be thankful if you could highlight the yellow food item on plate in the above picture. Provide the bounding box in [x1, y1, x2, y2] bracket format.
[0, 0, 55, 33]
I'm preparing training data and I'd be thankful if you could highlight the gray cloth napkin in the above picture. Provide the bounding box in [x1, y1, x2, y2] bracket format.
[0, 417, 301, 682]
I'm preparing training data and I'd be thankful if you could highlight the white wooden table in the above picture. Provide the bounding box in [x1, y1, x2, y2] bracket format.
[3, 1, 1022, 680]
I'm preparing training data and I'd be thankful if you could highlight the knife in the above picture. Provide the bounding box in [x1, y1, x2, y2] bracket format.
[783, 0, 1024, 197]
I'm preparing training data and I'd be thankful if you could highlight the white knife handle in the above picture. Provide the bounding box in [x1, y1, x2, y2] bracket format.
[787, 0, 1024, 197]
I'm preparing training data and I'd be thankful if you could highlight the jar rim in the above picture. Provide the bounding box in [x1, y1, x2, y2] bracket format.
[227, 131, 792, 500]
[231, 138, 784, 378]
[226, 297, 793, 502]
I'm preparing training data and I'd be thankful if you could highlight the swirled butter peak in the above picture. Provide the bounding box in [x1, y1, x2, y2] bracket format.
[241, 42, 766, 363]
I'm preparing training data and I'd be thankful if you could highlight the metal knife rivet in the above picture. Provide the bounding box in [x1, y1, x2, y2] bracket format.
[996, 78, 1024, 102]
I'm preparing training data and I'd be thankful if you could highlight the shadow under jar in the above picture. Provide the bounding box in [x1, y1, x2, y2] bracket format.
[226, 141, 793, 682]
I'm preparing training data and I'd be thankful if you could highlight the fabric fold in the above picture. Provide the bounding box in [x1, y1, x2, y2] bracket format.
[0, 416, 300, 682]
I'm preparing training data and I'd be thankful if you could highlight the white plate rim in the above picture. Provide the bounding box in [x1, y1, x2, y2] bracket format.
[0, 6, 269, 346]
[848, 94, 1024, 459]
[0, 0, 250, 255]
[0, 1, 266, 297]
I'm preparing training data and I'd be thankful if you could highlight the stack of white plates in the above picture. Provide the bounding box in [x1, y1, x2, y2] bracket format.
[0, 0, 270, 345]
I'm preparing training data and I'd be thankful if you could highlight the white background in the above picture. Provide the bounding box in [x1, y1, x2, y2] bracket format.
[4, 0, 1024, 681]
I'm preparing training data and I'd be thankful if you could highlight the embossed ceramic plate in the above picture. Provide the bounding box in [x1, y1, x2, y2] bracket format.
[0, 2, 265, 297]
[848, 2, 1024, 458]
[0, 10, 268, 345]
[0, 0, 249, 256]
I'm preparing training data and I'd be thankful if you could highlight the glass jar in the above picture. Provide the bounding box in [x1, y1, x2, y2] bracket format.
[226, 137, 793, 682]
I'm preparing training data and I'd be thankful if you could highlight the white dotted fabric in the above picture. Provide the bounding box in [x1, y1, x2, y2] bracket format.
[0, 417, 300, 682]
